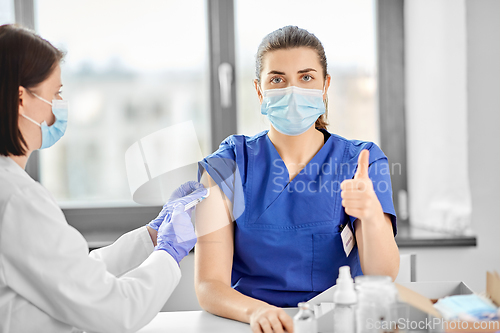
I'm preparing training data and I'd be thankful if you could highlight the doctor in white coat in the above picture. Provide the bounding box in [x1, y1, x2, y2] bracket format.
[0, 24, 207, 333]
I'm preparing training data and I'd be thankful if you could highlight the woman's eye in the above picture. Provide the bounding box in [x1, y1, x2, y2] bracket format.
[302, 74, 312, 82]
[271, 77, 283, 84]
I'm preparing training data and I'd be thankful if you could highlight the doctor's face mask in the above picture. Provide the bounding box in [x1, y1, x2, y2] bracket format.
[21, 92, 68, 149]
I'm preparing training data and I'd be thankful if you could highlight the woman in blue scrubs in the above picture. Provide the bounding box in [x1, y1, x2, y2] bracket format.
[194, 26, 399, 333]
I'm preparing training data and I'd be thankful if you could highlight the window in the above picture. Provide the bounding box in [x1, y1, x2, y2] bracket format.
[0, 0, 14, 25]
[35, 0, 210, 206]
[12, 0, 407, 242]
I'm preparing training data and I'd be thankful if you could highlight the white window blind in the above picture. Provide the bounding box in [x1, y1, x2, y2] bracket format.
[405, 0, 472, 234]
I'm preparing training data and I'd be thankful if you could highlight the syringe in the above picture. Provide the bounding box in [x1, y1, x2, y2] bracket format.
[184, 188, 210, 211]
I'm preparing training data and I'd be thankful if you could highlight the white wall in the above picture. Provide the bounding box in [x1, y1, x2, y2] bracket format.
[161, 253, 201, 311]
[400, 0, 500, 293]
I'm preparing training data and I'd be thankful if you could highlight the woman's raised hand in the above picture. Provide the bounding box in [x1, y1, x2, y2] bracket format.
[340, 149, 384, 223]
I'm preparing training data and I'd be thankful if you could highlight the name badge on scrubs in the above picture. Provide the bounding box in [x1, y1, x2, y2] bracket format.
[340, 223, 355, 257]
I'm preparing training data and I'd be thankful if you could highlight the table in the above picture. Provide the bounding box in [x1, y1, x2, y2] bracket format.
[136, 311, 249, 333]
[137, 309, 299, 333]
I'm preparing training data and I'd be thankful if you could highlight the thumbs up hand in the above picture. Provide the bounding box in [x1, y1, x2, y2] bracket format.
[354, 149, 370, 180]
[340, 150, 384, 223]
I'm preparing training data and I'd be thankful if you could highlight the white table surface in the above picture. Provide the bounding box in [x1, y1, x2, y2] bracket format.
[137, 309, 300, 333]
[136, 311, 250, 333]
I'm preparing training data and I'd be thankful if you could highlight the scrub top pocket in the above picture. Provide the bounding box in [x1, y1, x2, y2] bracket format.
[312, 230, 361, 291]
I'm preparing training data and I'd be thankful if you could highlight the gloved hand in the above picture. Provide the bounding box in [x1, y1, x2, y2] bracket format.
[147, 181, 206, 231]
[155, 203, 198, 264]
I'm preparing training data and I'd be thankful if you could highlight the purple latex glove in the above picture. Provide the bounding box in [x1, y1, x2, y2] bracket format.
[154, 203, 198, 264]
[147, 181, 206, 231]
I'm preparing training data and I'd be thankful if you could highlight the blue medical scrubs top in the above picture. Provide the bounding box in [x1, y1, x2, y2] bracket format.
[198, 129, 397, 307]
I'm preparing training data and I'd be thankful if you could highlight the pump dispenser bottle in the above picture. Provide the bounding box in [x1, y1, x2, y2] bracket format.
[333, 266, 357, 333]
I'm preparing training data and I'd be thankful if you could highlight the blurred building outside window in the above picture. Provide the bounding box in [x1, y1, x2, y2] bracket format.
[0, 0, 15, 24]
[35, 0, 210, 207]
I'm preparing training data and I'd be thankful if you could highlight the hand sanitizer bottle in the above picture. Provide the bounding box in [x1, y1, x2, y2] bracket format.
[333, 266, 357, 333]
[294, 302, 317, 333]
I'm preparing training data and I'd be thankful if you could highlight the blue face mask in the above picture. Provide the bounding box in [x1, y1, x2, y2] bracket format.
[260, 86, 326, 136]
[434, 294, 499, 321]
[21, 92, 68, 149]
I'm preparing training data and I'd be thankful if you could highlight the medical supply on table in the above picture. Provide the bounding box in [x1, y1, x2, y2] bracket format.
[21, 93, 68, 149]
[294, 302, 318, 333]
[434, 294, 499, 321]
[333, 266, 357, 333]
[260, 86, 325, 136]
[355, 275, 398, 333]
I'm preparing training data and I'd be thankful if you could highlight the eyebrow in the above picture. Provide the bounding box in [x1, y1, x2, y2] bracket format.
[297, 68, 317, 74]
[267, 70, 285, 75]
[266, 68, 317, 75]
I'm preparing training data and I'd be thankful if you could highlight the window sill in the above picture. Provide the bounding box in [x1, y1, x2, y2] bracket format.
[62, 205, 161, 251]
[84, 227, 478, 251]
[395, 224, 477, 248]
[85, 231, 122, 251]
[71, 207, 477, 250]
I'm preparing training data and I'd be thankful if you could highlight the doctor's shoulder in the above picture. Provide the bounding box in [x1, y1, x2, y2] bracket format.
[0, 156, 60, 210]
[0, 171, 62, 221]
[0, 167, 36, 199]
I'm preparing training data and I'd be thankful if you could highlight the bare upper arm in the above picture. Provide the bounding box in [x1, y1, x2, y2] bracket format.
[194, 172, 235, 287]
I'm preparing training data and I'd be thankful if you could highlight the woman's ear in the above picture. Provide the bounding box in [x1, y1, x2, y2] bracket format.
[254, 79, 263, 104]
[323, 74, 331, 101]
[18, 86, 27, 114]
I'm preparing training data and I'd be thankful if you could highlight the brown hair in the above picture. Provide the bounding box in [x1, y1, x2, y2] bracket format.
[255, 25, 329, 130]
[0, 24, 64, 156]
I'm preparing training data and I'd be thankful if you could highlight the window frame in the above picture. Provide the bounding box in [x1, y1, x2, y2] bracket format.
[377, 0, 409, 227]
[15, 0, 408, 245]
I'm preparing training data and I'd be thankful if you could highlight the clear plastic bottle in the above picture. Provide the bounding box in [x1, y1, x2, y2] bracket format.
[355, 275, 398, 333]
[294, 302, 317, 333]
[333, 266, 357, 333]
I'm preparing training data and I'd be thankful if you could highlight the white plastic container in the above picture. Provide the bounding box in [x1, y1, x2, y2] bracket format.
[355, 275, 398, 333]
[333, 266, 357, 333]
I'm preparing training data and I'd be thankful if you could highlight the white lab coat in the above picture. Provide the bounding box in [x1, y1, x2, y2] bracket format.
[0, 155, 181, 333]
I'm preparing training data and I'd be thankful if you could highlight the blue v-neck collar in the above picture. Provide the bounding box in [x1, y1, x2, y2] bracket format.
[264, 129, 333, 185]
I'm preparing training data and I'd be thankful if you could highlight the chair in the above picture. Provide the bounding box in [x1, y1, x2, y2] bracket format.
[395, 253, 416, 283]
